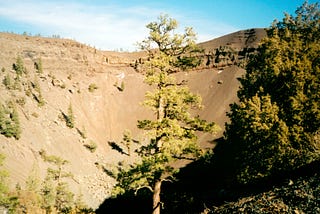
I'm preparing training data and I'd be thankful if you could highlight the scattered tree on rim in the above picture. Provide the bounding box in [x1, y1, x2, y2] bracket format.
[112, 15, 219, 214]
[225, 2, 320, 184]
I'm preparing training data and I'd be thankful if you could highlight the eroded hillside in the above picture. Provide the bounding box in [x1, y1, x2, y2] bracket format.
[0, 30, 265, 208]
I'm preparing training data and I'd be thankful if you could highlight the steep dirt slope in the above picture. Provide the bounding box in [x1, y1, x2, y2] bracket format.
[199, 28, 266, 50]
[0, 33, 150, 207]
[175, 66, 245, 148]
[0, 30, 262, 208]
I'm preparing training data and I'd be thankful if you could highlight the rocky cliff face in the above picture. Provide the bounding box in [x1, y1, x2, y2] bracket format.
[198, 28, 267, 68]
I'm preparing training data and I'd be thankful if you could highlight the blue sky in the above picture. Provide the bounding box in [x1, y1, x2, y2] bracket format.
[0, 0, 316, 51]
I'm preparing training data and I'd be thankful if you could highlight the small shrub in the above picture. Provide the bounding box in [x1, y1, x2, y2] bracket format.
[48, 72, 55, 80]
[25, 83, 32, 97]
[30, 78, 45, 106]
[0, 102, 21, 140]
[33, 92, 45, 107]
[15, 97, 26, 107]
[114, 81, 125, 92]
[13, 56, 25, 77]
[88, 83, 98, 92]
[62, 104, 75, 128]
[34, 58, 43, 74]
[31, 112, 39, 118]
[84, 141, 97, 153]
[3, 74, 13, 89]
[37, 94, 45, 107]
[13, 77, 22, 91]
[120, 81, 125, 91]
[31, 77, 41, 92]
[77, 126, 87, 139]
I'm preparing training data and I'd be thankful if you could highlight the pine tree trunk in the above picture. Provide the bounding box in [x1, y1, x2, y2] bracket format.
[156, 96, 164, 150]
[152, 180, 162, 214]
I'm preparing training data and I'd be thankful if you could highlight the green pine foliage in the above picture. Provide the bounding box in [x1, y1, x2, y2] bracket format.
[225, 2, 320, 184]
[0, 154, 9, 206]
[55, 182, 74, 213]
[40, 151, 75, 213]
[88, 83, 98, 92]
[0, 102, 21, 140]
[84, 141, 97, 153]
[31, 76, 45, 106]
[113, 14, 219, 214]
[74, 192, 93, 213]
[13, 55, 25, 77]
[25, 164, 41, 192]
[14, 164, 43, 213]
[120, 130, 133, 156]
[3, 73, 22, 91]
[66, 103, 75, 128]
[77, 126, 87, 139]
[41, 175, 56, 213]
[226, 95, 292, 182]
[12, 156, 91, 214]
[2, 74, 13, 90]
[34, 58, 43, 74]
[0, 154, 18, 213]
[61, 104, 75, 129]
[120, 81, 125, 91]
[9, 105, 21, 140]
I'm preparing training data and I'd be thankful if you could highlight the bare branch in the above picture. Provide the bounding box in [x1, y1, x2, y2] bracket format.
[161, 175, 176, 183]
[135, 185, 153, 195]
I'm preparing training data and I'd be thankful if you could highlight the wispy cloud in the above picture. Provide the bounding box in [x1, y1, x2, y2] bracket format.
[0, 0, 238, 51]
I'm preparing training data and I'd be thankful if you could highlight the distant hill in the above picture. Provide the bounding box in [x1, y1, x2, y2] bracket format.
[0, 29, 266, 209]
[199, 28, 266, 50]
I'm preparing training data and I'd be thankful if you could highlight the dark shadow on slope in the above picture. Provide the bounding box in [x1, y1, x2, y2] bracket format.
[96, 137, 237, 214]
[212, 170, 320, 213]
[161, 136, 320, 213]
[96, 137, 230, 214]
[96, 190, 152, 214]
[108, 141, 129, 156]
[160, 137, 237, 213]
[97, 136, 320, 214]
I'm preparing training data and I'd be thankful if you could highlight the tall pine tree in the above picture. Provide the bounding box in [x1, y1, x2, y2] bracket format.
[113, 15, 219, 214]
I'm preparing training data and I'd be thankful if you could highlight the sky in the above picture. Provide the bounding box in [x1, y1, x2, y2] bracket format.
[0, 0, 317, 51]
